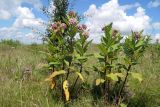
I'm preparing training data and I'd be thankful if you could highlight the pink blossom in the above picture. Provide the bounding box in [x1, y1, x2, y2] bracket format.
[82, 24, 87, 30]
[51, 23, 57, 30]
[69, 18, 77, 25]
[61, 23, 67, 29]
[82, 31, 89, 39]
[77, 25, 83, 31]
[134, 32, 141, 40]
[77, 24, 87, 31]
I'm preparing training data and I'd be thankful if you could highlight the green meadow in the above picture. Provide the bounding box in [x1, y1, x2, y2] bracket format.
[0, 40, 160, 107]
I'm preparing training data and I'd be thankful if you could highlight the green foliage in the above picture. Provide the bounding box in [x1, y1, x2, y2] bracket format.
[45, 10, 92, 102]
[53, 0, 69, 22]
[0, 43, 160, 107]
[93, 23, 149, 106]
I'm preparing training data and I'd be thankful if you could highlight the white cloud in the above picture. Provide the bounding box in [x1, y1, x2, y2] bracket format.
[151, 33, 160, 43]
[0, 0, 42, 20]
[84, 0, 150, 43]
[0, 10, 12, 20]
[121, 2, 140, 10]
[148, 0, 160, 8]
[0, 0, 45, 44]
[152, 22, 160, 30]
[13, 7, 44, 28]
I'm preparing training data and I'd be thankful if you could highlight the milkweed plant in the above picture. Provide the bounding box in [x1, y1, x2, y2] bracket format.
[44, 11, 149, 106]
[45, 11, 92, 102]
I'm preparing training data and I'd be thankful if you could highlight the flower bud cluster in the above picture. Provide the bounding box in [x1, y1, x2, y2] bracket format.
[51, 22, 67, 34]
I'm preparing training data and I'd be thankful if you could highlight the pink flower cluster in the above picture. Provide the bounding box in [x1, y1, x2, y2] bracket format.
[77, 24, 89, 39]
[77, 24, 87, 31]
[51, 22, 67, 34]
[82, 31, 89, 39]
[134, 32, 141, 40]
[69, 18, 77, 26]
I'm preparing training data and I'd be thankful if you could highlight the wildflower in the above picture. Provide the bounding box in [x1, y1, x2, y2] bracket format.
[82, 31, 89, 39]
[51, 23, 57, 30]
[112, 29, 118, 38]
[69, 18, 77, 25]
[134, 32, 140, 40]
[82, 24, 87, 30]
[77, 24, 87, 31]
[61, 23, 67, 30]
[77, 25, 83, 31]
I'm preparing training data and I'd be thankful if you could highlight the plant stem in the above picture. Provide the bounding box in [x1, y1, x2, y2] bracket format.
[66, 37, 73, 80]
[66, 62, 71, 80]
[71, 64, 83, 93]
[104, 55, 109, 104]
[107, 60, 112, 101]
[119, 64, 131, 97]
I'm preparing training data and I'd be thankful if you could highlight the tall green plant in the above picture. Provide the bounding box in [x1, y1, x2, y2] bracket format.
[94, 23, 123, 103]
[45, 11, 92, 103]
[94, 23, 149, 106]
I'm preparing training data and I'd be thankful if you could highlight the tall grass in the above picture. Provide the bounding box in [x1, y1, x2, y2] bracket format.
[0, 42, 160, 107]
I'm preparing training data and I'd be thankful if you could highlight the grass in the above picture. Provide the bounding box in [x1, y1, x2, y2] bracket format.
[0, 41, 160, 107]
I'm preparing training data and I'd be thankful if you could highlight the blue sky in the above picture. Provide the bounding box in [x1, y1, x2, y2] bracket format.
[0, 0, 160, 44]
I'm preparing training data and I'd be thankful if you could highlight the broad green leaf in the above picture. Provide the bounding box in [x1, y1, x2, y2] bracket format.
[131, 72, 143, 82]
[45, 70, 66, 81]
[76, 72, 84, 82]
[49, 61, 61, 66]
[94, 53, 104, 59]
[96, 78, 105, 86]
[135, 39, 144, 48]
[64, 60, 69, 66]
[98, 44, 107, 54]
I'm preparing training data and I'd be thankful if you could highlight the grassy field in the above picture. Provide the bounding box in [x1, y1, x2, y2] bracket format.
[0, 41, 160, 107]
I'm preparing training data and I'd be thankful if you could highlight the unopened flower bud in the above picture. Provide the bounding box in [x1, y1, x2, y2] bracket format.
[134, 32, 140, 40]
[68, 11, 76, 17]
[112, 29, 118, 38]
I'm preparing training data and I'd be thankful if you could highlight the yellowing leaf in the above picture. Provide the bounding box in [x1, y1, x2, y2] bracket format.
[107, 73, 124, 81]
[96, 78, 105, 86]
[107, 73, 119, 81]
[131, 72, 143, 82]
[63, 80, 69, 101]
[76, 72, 84, 82]
[116, 73, 124, 78]
[45, 70, 66, 81]
[120, 103, 127, 107]
[50, 79, 56, 89]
